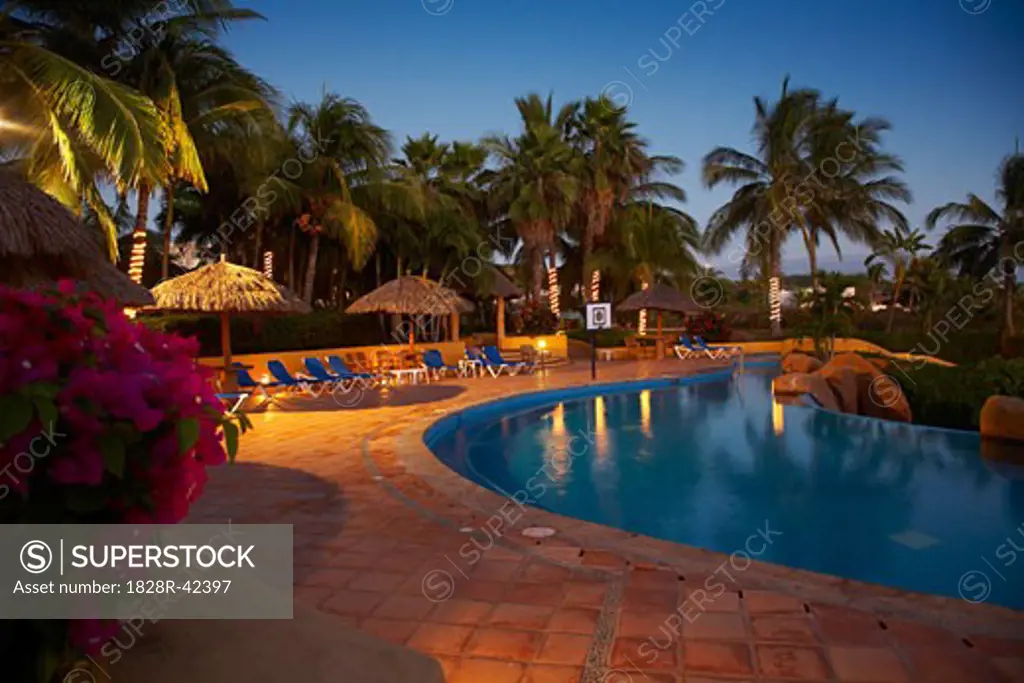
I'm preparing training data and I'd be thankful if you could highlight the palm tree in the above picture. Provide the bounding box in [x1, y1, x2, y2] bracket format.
[864, 226, 931, 332]
[796, 272, 856, 360]
[926, 151, 1024, 340]
[116, 4, 266, 284]
[153, 40, 279, 278]
[704, 78, 910, 336]
[567, 95, 686, 298]
[592, 201, 701, 301]
[702, 77, 822, 337]
[0, 10, 167, 257]
[865, 261, 887, 307]
[287, 91, 423, 303]
[389, 134, 487, 278]
[800, 104, 910, 290]
[908, 257, 955, 331]
[484, 93, 579, 304]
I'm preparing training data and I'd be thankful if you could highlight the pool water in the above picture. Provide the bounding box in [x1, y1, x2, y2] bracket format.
[427, 369, 1024, 609]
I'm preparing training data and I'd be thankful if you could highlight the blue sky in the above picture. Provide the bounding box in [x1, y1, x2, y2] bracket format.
[221, 0, 1023, 276]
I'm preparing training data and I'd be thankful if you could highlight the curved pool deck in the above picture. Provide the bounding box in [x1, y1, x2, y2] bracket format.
[191, 357, 1024, 683]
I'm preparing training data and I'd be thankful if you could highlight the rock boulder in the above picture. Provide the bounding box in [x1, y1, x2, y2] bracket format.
[781, 352, 822, 375]
[773, 372, 840, 411]
[819, 365, 859, 414]
[980, 396, 1024, 443]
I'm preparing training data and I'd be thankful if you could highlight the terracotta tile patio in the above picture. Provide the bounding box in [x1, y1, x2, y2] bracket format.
[187, 358, 1024, 682]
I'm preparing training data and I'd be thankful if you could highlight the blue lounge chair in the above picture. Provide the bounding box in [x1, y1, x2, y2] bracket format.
[422, 349, 462, 380]
[694, 335, 738, 359]
[215, 392, 251, 414]
[235, 368, 284, 405]
[325, 355, 377, 388]
[303, 357, 346, 386]
[673, 336, 705, 360]
[237, 368, 282, 391]
[482, 345, 531, 377]
[268, 360, 332, 393]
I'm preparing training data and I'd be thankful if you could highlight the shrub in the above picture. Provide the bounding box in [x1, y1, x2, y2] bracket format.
[0, 283, 247, 680]
[685, 312, 729, 342]
[887, 356, 1024, 430]
[140, 311, 384, 356]
[566, 328, 632, 348]
[509, 300, 558, 335]
[857, 328, 1024, 365]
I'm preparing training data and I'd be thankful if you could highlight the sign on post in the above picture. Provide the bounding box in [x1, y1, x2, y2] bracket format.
[585, 303, 612, 330]
[584, 303, 611, 379]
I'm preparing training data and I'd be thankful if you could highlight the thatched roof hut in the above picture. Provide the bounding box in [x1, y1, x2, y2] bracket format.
[150, 258, 310, 314]
[150, 258, 309, 381]
[346, 276, 473, 347]
[346, 276, 474, 316]
[0, 171, 154, 306]
[478, 267, 523, 299]
[617, 282, 702, 314]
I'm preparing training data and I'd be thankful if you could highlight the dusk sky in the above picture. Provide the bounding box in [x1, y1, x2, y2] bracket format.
[221, 0, 1023, 276]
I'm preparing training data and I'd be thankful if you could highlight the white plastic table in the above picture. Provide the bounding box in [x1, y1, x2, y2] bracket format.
[390, 367, 429, 384]
[459, 359, 484, 378]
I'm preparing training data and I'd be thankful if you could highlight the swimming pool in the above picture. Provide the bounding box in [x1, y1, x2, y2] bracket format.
[426, 368, 1024, 610]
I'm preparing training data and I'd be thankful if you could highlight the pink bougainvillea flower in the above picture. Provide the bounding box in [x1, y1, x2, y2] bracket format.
[67, 618, 123, 655]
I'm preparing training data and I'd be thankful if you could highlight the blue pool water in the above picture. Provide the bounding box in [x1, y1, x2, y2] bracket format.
[426, 368, 1024, 609]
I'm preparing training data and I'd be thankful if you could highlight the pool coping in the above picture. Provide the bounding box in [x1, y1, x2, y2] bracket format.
[376, 363, 1024, 639]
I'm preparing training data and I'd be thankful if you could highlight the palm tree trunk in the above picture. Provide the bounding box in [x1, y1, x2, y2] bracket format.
[804, 231, 818, 292]
[128, 181, 151, 285]
[338, 268, 348, 310]
[287, 224, 296, 289]
[769, 236, 782, 337]
[161, 183, 174, 280]
[886, 266, 905, 333]
[531, 249, 544, 304]
[547, 250, 561, 323]
[253, 220, 264, 272]
[303, 232, 320, 303]
[376, 251, 384, 331]
[1003, 269, 1016, 338]
[582, 200, 598, 304]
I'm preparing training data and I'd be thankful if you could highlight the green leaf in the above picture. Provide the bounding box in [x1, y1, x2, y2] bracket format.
[222, 421, 239, 462]
[99, 436, 126, 478]
[0, 396, 33, 442]
[32, 398, 58, 430]
[23, 383, 60, 399]
[177, 418, 200, 454]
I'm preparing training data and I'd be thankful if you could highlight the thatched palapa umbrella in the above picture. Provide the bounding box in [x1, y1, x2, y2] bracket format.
[346, 275, 473, 349]
[0, 171, 153, 305]
[618, 282, 702, 356]
[150, 256, 310, 377]
[478, 267, 522, 349]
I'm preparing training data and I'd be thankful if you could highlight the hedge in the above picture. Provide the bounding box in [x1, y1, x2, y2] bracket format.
[566, 328, 633, 348]
[859, 329, 1024, 365]
[140, 311, 386, 356]
[886, 356, 1024, 430]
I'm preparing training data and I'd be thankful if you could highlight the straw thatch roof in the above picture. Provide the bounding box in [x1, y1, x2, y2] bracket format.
[481, 267, 523, 299]
[450, 266, 523, 300]
[149, 259, 310, 314]
[346, 276, 474, 315]
[4, 259, 155, 306]
[0, 171, 154, 305]
[617, 282, 703, 313]
[0, 171, 101, 259]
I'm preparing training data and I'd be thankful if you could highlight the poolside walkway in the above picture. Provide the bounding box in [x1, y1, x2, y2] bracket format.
[188, 358, 1024, 683]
